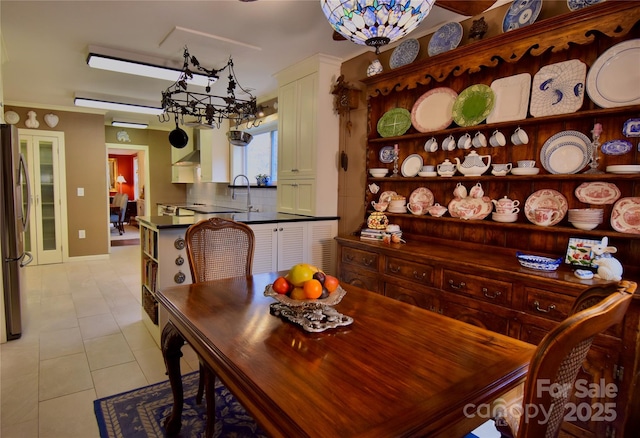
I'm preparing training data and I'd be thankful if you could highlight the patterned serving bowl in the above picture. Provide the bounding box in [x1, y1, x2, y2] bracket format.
[516, 252, 562, 271]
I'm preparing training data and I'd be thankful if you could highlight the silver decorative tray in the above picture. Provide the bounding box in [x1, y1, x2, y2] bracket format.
[264, 285, 353, 332]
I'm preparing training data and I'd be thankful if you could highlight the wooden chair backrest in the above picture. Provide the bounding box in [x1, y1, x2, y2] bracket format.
[517, 280, 636, 438]
[185, 217, 255, 283]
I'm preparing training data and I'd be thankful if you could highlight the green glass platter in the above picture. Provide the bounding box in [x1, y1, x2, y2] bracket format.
[452, 84, 495, 127]
[377, 108, 412, 138]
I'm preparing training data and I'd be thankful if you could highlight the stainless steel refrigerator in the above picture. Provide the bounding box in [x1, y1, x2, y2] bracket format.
[1, 124, 32, 340]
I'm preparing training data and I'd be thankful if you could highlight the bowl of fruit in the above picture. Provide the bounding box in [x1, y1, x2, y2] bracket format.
[265, 263, 346, 307]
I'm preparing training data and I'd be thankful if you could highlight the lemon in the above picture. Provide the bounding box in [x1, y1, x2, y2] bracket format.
[286, 263, 317, 286]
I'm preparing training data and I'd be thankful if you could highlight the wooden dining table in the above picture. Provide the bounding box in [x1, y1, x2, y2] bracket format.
[157, 271, 535, 438]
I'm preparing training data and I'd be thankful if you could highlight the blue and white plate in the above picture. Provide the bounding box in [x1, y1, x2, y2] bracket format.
[530, 59, 586, 117]
[622, 118, 640, 137]
[428, 22, 463, 57]
[390, 39, 420, 69]
[379, 146, 395, 163]
[503, 0, 543, 32]
[601, 139, 632, 155]
[540, 130, 591, 174]
[567, 0, 606, 12]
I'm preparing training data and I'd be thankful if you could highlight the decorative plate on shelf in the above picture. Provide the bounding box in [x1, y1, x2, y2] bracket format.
[530, 59, 587, 117]
[524, 189, 568, 226]
[601, 139, 632, 155]
[4, 111, 19, 125]
[447, 196, 492, 220]
[575, 182, 621, 205]
[606, 165, 640, 174]
[611, 197, 640, 234]
[401, 154, 424, 177]
[379, 191, 398, 203]
[451, 84, 495, 127]
[540, 130, 591, 174]
[411, 87, 458, 133]
[379, 146, 395, 163]
[377, 108, 412, 138]
[503, 0, 543, 32]
[622, 118, 640, 137]
[487, 73, 531, 124]
[428, 22, 463, 57]
[409, 187, 435, 208]
[567, 0, 606, 11]
[390, 38, 420, 69]
[586, 39, 640, 108]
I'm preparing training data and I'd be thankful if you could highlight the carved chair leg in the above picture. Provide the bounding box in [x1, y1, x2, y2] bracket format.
[161, 322, 185, 436]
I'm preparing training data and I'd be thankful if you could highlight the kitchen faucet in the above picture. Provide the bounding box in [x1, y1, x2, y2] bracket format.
[232, 174, 252, 212]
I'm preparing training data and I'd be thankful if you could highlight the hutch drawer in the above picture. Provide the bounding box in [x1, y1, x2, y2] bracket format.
[442, 269, 512, 306]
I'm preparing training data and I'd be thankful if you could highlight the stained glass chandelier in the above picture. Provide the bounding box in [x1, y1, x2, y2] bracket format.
[321, 0, 436, 54]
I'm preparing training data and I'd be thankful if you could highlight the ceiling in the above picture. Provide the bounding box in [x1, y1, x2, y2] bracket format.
[1, 0, 506, 131]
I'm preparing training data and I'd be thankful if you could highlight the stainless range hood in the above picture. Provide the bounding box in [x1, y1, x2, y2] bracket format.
[174, 128, 200, 166]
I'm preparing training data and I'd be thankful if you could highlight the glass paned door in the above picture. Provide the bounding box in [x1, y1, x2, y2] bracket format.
[38, 141, 57, 251]
[20, 139, 34, 260]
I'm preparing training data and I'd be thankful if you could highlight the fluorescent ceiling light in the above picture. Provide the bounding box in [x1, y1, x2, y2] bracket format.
[74, 97, 164, 115]
[87, 53, 213, 87]
[112, 121, 148, 129]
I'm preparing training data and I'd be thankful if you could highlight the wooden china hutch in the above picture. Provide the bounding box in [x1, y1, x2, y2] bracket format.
[336, 3, 640, 437]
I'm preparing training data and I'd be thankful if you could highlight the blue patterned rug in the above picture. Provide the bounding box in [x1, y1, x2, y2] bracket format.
[94, 371, 267, 438]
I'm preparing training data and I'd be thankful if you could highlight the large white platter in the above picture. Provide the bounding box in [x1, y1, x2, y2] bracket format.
[586, 39, 640, 108]
[540, 130, 591, 174]
[411, 87, 458, 133]
[530, 59, 587, 117]
[575, 182, 621, 205]
[487, 73, 532, 124]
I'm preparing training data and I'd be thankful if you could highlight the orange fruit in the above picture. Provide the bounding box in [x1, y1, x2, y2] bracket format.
[324, 275, 339, 293]
[290, 287, 307, 300]
[272, 276, 292, 295]
[303, 279, 323, 299]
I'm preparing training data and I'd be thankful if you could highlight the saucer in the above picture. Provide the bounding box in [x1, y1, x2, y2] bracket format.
[418, 171, 438, 177]
[438, 171, 455, 177]
[511, 167, 540, 176]
[491, 170, 508, 177]
[492, 212, 518, 223]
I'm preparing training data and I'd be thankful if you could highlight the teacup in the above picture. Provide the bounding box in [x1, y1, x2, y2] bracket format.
[407, 202, 426, 215]
[469, 182, 484, 199]
[492, 163, 512, 173]
[458, 133, 472, 150]
[511, 127, 529, 145]
[490, 130, 506, 147]
[517, 160, 536, 168]
[496, 206, 520, 215]
[453, 182, 468, 199]
[371, 200, 388, 212]
[493, 196, 520, 213]
[472, 132, 487, 148]
[442, 135, 456, 151]
[422, 165, 435, 172]
[534, 208, 560, 226]
[427, 203, 447, 217]
[424, 137, 438, 152]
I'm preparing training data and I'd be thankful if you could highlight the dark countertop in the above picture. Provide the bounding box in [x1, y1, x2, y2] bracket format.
[137, 212, 339, 229]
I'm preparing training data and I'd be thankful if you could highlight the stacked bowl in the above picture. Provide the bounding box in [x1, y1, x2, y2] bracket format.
[568, 209, 603, 230]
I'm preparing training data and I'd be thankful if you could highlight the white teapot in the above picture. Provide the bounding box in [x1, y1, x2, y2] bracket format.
[454, 151, 491, 177]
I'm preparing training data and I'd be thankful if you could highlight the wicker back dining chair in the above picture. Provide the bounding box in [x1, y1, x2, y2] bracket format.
[184, 217, 255, 410]
[495, 280, 636, 438]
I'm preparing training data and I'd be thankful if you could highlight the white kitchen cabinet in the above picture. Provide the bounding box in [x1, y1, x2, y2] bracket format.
[199, 122, 230, 183]
[19, 129, 67, 265]
[276, 180, 315, 216]
[275, 54, 340, 217]
[250, 219, 338, 275]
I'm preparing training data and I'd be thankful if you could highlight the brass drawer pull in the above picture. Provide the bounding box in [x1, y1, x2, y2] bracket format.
[482, 288, 501, 299]
[414, 271, 427, 280]
[389, 264, 400, 273]
[448, 279, 466, 290]
[533, 301, 556, 313]
[362, 257, 373, 266]
[346, 254, 354, 261]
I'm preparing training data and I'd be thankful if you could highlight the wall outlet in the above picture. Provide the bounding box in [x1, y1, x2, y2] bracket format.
[77, 187, 84, 196]
[78, 230, 86, 239]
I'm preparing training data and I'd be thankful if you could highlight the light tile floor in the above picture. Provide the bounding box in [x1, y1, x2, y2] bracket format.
[1, 245, 200, 438]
